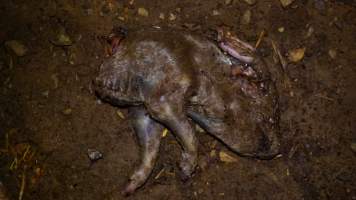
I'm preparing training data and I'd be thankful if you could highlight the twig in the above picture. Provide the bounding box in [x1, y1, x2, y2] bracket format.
[25, 150, 36, 163]
[161, 129, 168, 138]
[271, 40, 287, 71]
[154, 167, 165, 179]
[255, 30, 265, 49]
[116, 110, 125, 119]
[21, 145, 31, 162]
[9, 158, 18, 171]
[18, 170, 26, 200]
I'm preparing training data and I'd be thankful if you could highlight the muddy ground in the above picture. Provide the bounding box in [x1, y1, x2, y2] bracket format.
[0, 0, 355, 199]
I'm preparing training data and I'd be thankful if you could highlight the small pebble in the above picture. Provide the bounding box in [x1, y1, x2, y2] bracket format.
[212, 10, 220, 16]
[328, 49, 337, 59]
[168, 13, 176, 21]
[87, 149, 103, 162]
[278, 27, 285, 32]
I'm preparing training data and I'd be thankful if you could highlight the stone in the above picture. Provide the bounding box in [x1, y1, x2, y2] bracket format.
[328, 49, 337, 59]
[87, 149, 103, 162]
[278, 27, 285, 32]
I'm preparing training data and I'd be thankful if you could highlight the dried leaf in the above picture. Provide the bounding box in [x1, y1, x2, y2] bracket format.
[138, 7, 149, 17]
[271, 40, 287, 70]
[288, 47, 306, 63]
[219, 151, 238, 163]
[162, 129, 168, 137]
[116, 110, 125, 119]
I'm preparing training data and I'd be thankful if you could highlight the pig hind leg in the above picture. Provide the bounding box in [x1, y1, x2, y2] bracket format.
[146, 101, 198, 179]
[123, 106, 164, 196]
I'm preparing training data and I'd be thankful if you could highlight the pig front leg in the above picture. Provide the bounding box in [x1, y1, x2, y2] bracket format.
[146, 100, 198, 179]
[123, 106, 164, 195]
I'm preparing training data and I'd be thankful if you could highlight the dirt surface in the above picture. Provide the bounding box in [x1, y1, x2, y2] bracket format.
[0, 0, 355, 199]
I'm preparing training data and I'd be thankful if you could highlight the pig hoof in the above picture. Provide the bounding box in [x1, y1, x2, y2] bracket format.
[179, 154, 197, 179]
[122, 174, 144, 196]
[121, 181, 137, 196]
